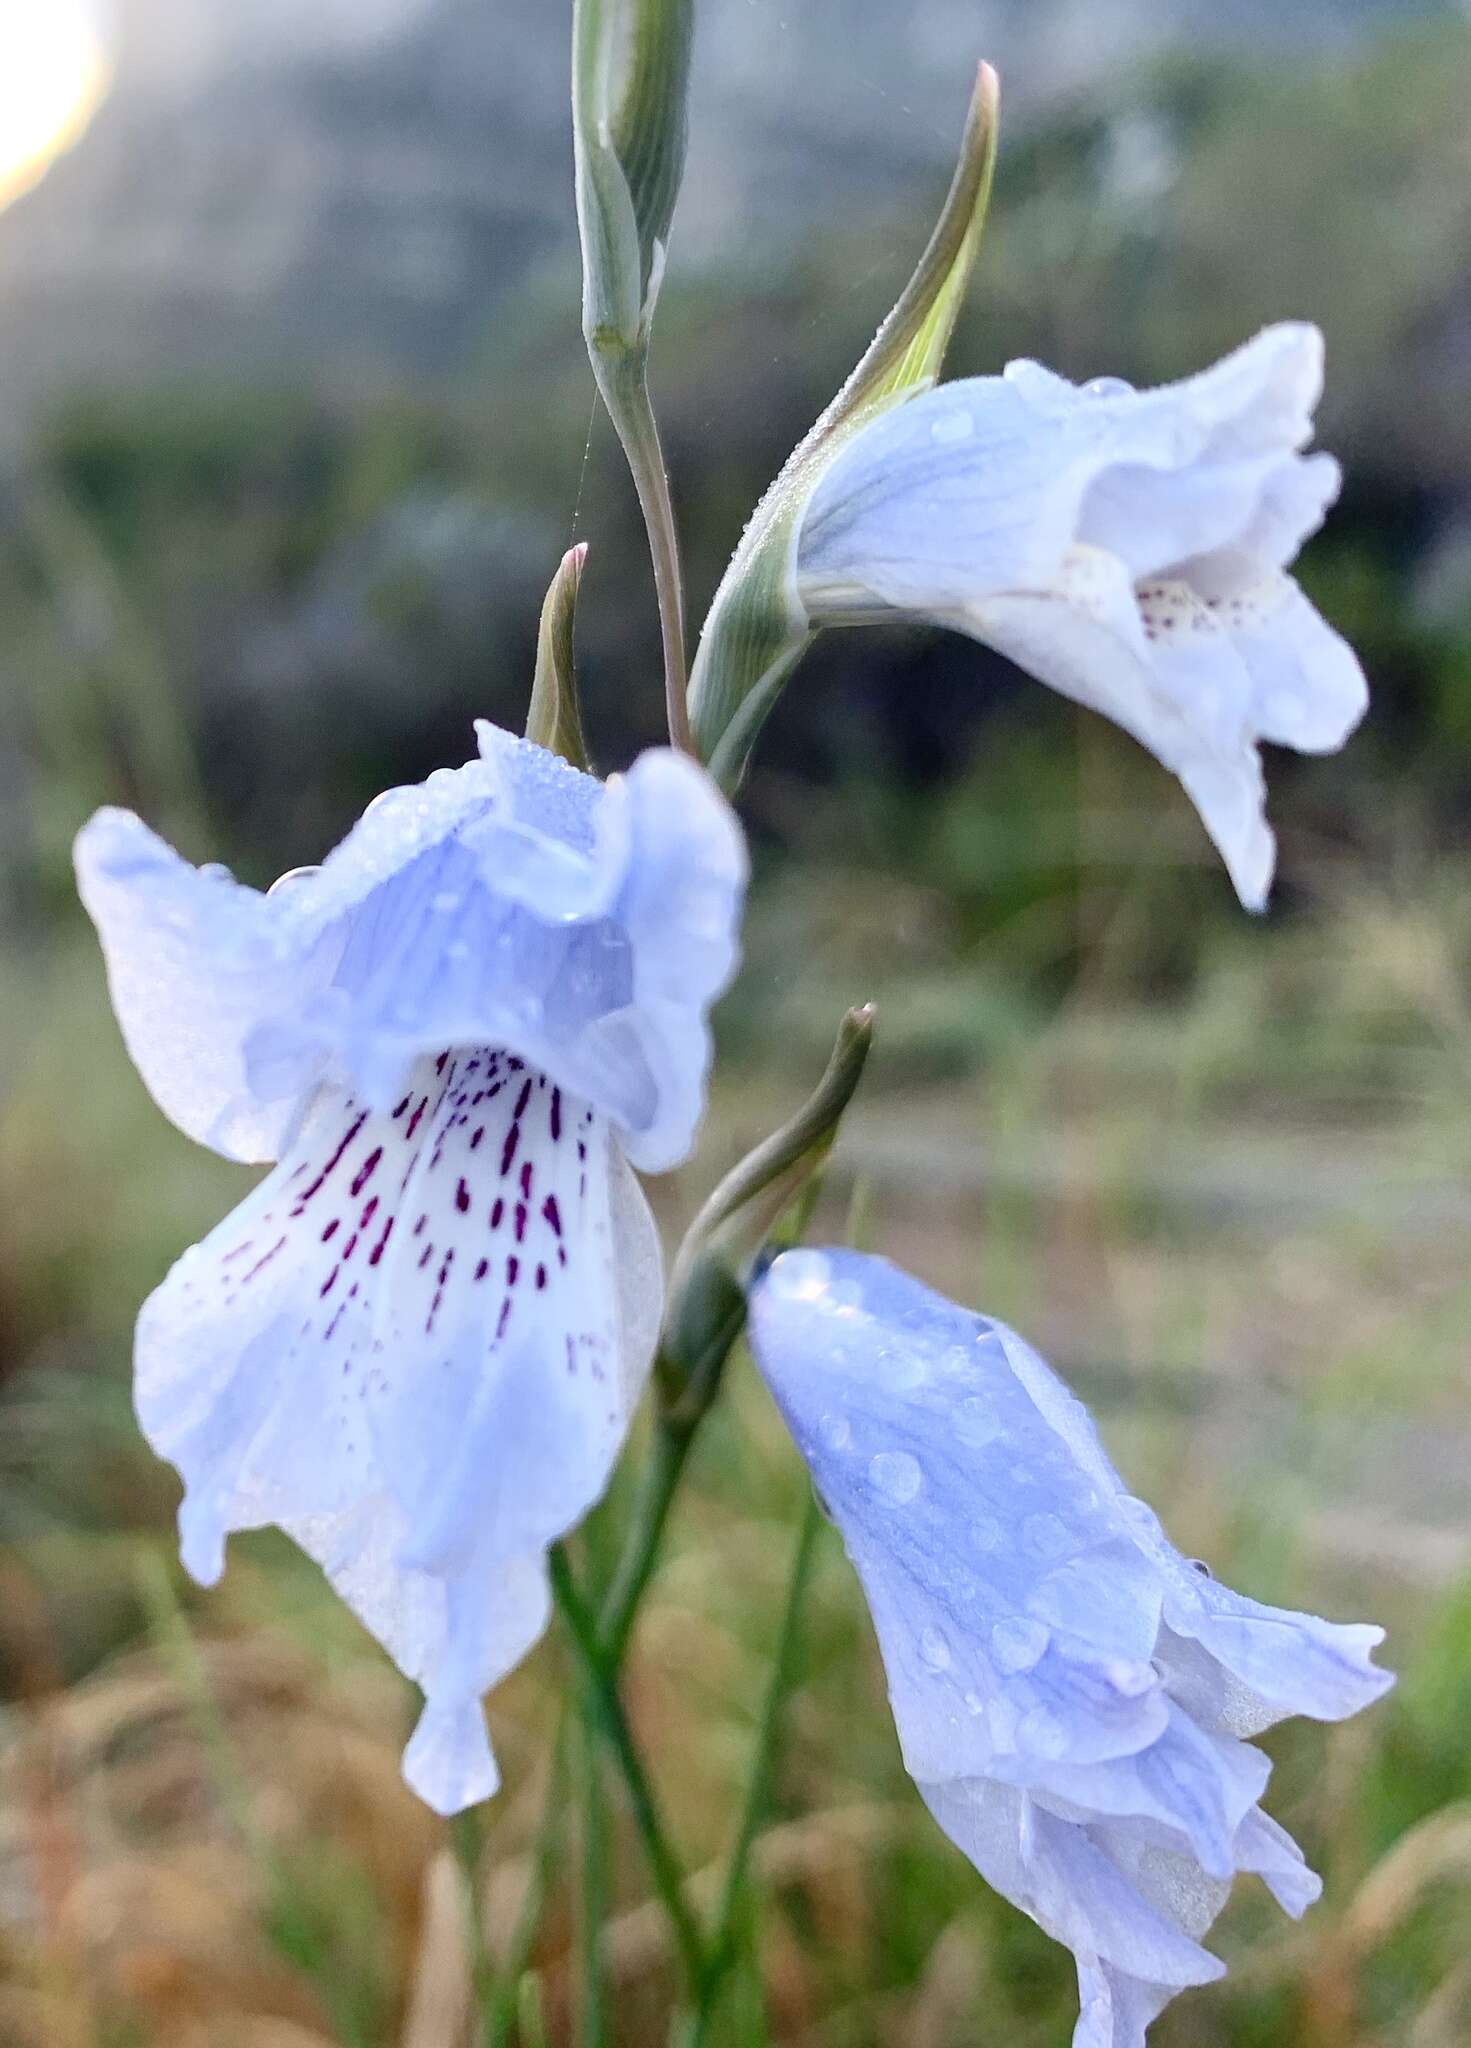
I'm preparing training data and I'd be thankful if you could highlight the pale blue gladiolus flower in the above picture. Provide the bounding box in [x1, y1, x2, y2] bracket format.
[749, 1248, 1391, 2048]
[797, 324, 1367, 910]
[75, 722, 747, 1814]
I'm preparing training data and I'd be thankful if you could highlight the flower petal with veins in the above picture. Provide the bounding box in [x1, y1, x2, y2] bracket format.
[749, 1249, 1391, 2047]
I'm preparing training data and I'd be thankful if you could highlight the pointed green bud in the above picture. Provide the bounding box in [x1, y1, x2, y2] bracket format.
[687, 63, 1000, 791]
[573, 0, 694, 364]
[525, 543, 591, 770]
[658, 1004, 876, 1421]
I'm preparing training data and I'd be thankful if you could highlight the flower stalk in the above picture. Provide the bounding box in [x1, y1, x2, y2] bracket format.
[572, 0, 695, 753]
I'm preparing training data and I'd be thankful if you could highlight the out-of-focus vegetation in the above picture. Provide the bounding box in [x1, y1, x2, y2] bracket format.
[3, 18, 1471, 2047]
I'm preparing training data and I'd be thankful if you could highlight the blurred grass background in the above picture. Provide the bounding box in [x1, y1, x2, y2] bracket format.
[3, 4, 1471, 2044]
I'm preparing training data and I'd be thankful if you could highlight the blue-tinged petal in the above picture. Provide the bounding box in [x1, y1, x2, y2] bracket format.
[1233, 1807, 1322, 1918]
[920, 1779, 1225, 1994]
[75, 806, 353, 1163]
[136, 1044, 661, 1814]
[749, 1248, 1391, 2047]
[77, 725, 746, 1170]
[749, 1250, 1171, 1787]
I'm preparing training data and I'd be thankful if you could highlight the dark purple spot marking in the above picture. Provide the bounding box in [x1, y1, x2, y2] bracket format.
[350, 1147, 382, 1197]
[514, 1203, 527, 1243]
[369, 1216, 395, 1266]
[418, 1245, 434, 1270]
[542, 1195, 562, 1237]
[550, 1089, 562, 1141]
[321, 1219, 340, 1243]
[320, 1265, 339, 1299]
[513, 1078, 533, 1121]
[292, 1112, 367, 1212]
[413, 1213, 428, 1237]
[360, 1196, 379, 1229]
[519, 1160, 533, 1199]
[500, 1120, 520, 1178]
[535, 1264, 547, 1291]
[470, 1126, 484, 1151]
[455, 1178, 471, 1214]
[243, 1235, 287, 1283]
[393, 1094, 411, 1119]
[496, 1299, 513, 1341]
[491, 1197, 504, 1230]
[506, 1255, 519, 1286]
[406, 1097, 428, 1139]
[474, 1257, 489, 1281]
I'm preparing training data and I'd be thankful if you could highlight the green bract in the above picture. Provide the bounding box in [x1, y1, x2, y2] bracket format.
[687, 63, 999, 792]
[525, 543, 591, 771]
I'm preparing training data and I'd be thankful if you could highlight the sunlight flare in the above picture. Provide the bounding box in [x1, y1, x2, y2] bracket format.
[0, 0, 109, 211]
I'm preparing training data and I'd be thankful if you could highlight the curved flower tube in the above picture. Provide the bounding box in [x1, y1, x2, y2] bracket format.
[76, 722, 747, 1813]
[748, 1248, 1391, 2048]
[796, 323, 1367, 908]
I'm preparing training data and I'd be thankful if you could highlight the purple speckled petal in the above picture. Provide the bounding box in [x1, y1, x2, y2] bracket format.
[136, 1046, 662, 1814]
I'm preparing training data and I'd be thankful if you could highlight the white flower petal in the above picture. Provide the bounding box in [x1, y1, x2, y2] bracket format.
[967, 548, 1276, 909]
[136, 1044, 661, 1813]
[792, 323, 1364, 908]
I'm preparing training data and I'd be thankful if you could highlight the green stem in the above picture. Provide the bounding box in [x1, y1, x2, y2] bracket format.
[573, 1695, 609, 2048]
[597, 1409, 696, 1663]
[549, 1543, 707, 1998]
[686, 1490, 825, 2044]
[485, 1718, 570, 2048]
[449, 1811, 495, 2048]
[595, 350, 692, 755]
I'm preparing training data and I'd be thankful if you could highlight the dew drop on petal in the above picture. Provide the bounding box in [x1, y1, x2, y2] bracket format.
[972, 1514, 1002, 1553]
[769, 1250, 832, 1303]
[918, 1625, 951, 1673]
[1019, 1704, 1068, 1758]
[963, 1688, 985, 1716]
[818, 1412, 852, 1453]
[1119, 1495, 1164, 1542]
[869, 1450, 923, 1504]
[1101, 1657, 1156, 1699]
[1084, 375, 1133, 399]
[987, 1695, 1019, 1753]
[268, 863, 320, 896]
[991, 1616, 1050, 1674]
[1023, 1512, 1070, 1560]
[954, 1396, 999, 1449]
[430, 891, 462, 914]
[930, 408, 974, 446]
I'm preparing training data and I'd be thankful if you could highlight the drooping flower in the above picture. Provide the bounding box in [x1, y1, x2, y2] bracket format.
[76, 721, 746, 1814]
[795, 323, 1366, 908]
[748, 1248, 1391, 2048]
